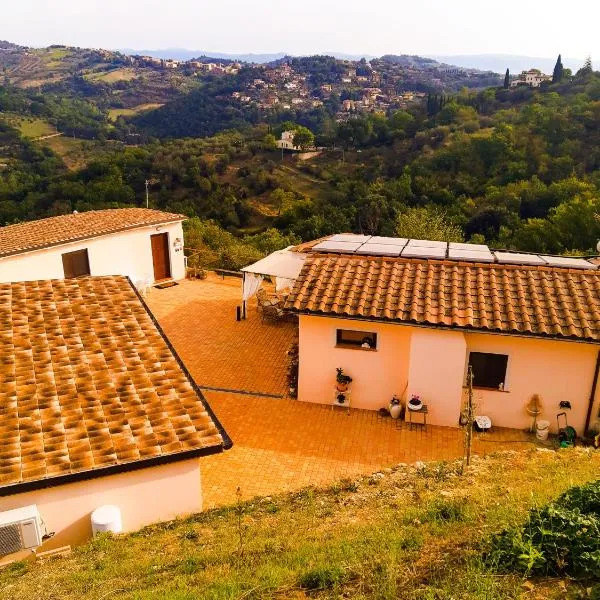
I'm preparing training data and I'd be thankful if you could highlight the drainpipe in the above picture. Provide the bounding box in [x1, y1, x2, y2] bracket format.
[584, 349, 600, 435]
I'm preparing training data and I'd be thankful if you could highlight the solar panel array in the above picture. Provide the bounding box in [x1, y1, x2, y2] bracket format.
[310, 236, 599, 270]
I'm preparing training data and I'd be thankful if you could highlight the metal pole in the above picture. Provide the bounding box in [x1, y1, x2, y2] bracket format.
[145, 179, 149, 208]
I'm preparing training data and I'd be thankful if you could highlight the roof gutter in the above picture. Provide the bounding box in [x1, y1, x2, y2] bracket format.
[584, 349, 600, 434]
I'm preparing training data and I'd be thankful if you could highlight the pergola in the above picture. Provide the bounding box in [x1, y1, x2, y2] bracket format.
[240, 248, 306, 318]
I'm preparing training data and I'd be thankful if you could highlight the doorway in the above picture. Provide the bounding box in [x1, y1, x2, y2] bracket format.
[150, 233, 171, 281]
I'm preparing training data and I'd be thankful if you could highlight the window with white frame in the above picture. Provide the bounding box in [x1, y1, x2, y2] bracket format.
[336, 329, 377, 350]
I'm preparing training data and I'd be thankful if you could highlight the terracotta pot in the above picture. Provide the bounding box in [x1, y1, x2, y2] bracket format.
[389, 403, 402, 419]
[336, 382, 348, 392]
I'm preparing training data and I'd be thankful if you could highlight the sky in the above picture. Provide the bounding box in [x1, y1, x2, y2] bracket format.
[4, 0, 599, 59]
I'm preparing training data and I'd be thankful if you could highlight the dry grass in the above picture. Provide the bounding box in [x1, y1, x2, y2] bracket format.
[87, 68, 140, 83]
[1, 448, 599, 599]
[107, 103, 164, 121]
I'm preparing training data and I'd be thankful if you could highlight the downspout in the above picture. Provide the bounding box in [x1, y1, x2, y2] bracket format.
[584, 349, 600, 435]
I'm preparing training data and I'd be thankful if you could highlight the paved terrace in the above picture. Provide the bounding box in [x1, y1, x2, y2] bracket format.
[146, 275, 534, 509]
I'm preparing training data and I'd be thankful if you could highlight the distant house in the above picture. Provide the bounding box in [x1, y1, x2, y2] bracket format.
[511, 69, 552, 88]
[284, 234, 600, 436]
[0, 275, 230, 551]
[276, 130, 300, 151]
[0, 208, 187, 285]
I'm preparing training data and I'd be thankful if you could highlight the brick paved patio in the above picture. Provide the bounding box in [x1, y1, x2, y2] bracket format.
[146, 276, 535, 509]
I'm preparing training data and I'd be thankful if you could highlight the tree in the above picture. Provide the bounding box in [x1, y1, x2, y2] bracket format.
[552, 54, 564, 83]
[394, 206, 464, 242]
[576, 56, 593, 78]
[504, 68, 510, 89]
[293, 126, 315, 151]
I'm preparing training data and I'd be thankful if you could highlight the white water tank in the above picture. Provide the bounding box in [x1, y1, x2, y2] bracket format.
[91, 505, 122, 536]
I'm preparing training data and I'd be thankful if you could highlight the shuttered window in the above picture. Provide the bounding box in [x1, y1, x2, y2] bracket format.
[468, 352, 508, 389]
[62, 249, 91, 278]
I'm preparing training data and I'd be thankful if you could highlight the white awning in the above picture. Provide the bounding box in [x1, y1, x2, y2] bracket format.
[241, 248, 306, 280]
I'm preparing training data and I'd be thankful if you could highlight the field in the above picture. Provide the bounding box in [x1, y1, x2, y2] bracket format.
[86, 68, 140, 83]
[1, 448, 599, 599]
[0, 114, 56, 138]
[107, 103, 164, 121]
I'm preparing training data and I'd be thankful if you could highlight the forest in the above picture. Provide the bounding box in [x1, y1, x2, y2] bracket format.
[1, 66, 599, 268]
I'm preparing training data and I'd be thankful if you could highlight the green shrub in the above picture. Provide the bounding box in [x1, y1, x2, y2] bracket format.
[298, 565, 345, 590]
[488, 479, 600, 579]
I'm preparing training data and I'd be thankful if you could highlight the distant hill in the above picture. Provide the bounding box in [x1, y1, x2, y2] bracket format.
[118, 48, 376, 64]
[430, 54, 585, 74]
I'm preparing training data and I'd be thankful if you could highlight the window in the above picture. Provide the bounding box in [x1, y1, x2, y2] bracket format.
[336, 329, 377, 350]
[468, 352, 508, 390]
[62, 249, 91, 278]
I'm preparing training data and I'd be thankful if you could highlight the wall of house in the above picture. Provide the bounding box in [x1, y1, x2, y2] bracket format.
[406, 328, 467, 427]
[297, 315, 600, 434]
[297, 315, 412, 411]
[464, 332, 600, 434]
[0, 458, 201, 550]
[0, 221, 185, 284]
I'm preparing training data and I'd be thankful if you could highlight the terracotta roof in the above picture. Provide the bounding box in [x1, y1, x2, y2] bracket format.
[0, 208, 185, 259]
[286, 253, 600, 342]
[0, 276, 226, 493]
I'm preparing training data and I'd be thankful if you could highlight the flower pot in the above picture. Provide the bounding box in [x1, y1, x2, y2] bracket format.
[389, 403, 402, 419]
[408, 399, 423, 411]
[336, 382, 349, 392]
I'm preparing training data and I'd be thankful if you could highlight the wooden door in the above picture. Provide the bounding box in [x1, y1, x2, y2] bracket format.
[151, 233, 171, 281]
[62, 249, 91, 278]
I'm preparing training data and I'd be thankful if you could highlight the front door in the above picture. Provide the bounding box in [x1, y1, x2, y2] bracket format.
[150, 233, 171, 281]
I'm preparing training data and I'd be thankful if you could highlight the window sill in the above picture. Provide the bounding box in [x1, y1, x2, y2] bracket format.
[335, 344, 377, 352]
[465, 386, 510, 393]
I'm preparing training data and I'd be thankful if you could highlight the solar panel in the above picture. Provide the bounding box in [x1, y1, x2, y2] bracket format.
[448, 242, 490, 252]
[448, 248, 495, 263]
[405, 239, 448, 248]
[368, 236, 408, 247]
[328, 234, 371, 243]
[313, 240, 363, 253]
[401, 245, 447, 259]
[355, 243, 403, 256]
[493, 252, 545, 266]
[540, 256, 598, 270]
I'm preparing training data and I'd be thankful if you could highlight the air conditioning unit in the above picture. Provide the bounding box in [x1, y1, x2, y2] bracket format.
[0, 505, 46, 556]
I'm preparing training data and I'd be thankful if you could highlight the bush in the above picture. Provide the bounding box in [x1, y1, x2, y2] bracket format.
[488, 480, 600, 579]
[298, 565, 345, 590]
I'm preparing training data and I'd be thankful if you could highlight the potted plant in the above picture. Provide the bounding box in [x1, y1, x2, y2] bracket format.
[389, 395, 402, 419]
[408, 394, 423, 411]
[336, 368, 352, 392]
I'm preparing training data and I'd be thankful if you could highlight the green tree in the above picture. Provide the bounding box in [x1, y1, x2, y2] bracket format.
[552, 54, 564, 83]
[576, 56, 593, 78]
[395, 206, 464, 242]
[293, 126, 315, 150]
[504, 68, 510, 89]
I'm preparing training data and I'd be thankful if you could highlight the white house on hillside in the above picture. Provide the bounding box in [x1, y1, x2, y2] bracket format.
[276, 130, 300, 151]
[0, 208, 187, 285]
[511, 69, 552, 88]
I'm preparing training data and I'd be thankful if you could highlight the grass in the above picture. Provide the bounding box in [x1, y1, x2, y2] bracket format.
[0, 114, 56, 138]
[86, 68, 140, 83]
[1, 448, 599, 599]
[108, 103, 164, 121]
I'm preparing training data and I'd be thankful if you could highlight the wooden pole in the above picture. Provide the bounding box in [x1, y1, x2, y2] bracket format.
[464, 366, 474, 470]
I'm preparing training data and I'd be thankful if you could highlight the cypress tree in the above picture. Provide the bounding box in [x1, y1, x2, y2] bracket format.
[552, 54, 564, 83]
[503, 68, 510, 89]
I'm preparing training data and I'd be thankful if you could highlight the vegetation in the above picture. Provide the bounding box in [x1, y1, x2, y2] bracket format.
[489, 478, 600, 580]
[1, 449, 599, 599]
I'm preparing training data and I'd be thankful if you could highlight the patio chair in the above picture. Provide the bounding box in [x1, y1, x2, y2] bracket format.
[261, 303, 286, 323]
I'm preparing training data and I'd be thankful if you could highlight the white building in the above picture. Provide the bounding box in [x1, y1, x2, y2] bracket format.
[276, 130, 300, 151]
[0, 208, 187, 285]
[511, 69, 552, 88]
